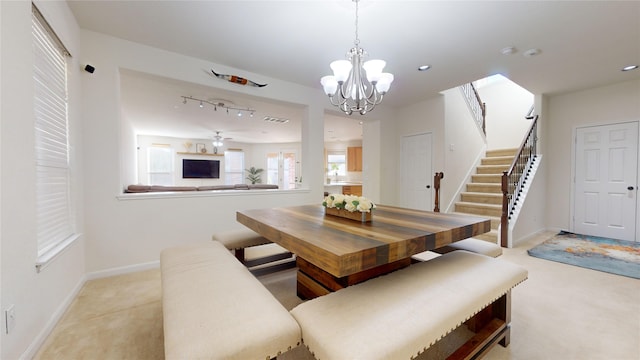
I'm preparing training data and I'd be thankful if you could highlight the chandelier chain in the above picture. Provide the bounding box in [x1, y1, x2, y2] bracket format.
[354, 0, 360, 47]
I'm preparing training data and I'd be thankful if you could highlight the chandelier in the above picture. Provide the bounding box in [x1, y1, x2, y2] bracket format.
[320, 0, 393, 115]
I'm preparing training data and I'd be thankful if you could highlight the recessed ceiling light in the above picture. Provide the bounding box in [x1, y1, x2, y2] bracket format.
[622, 65, 638, 72]
[501, 46, 517, 55]
[418, 65, 431, 71]
[523, 48, 541, 57]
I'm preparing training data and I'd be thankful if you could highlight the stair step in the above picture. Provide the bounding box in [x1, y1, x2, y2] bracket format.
[461, 192, 502, 205]
[477, 164, 510, 174]
[454, 202, 502, 217]
[486, 148, 518, 158]
[481, 156, 513, 166]
[467, 183, 501, 193]
[471, 174, 502, 184]
[452, 212, 500, 230]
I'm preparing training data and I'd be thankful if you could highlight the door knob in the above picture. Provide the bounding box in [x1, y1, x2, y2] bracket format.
[426, 185, 431, 189]
[628, 186, 635, 191]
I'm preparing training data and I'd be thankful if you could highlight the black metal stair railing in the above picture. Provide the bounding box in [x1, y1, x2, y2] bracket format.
[501, 115, 539, 246]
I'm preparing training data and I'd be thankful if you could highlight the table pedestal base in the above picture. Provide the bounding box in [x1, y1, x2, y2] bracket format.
[296, 257, 412, 299]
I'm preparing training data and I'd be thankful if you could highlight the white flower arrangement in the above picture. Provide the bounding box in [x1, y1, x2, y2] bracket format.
[323, 193, 376, 213]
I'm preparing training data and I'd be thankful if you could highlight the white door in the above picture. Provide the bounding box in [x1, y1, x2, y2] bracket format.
[401, 133, 433, 210]
[574, 122, 638, 241]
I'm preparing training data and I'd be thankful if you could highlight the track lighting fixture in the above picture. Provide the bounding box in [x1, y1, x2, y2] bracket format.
[181, 96, 255, 117]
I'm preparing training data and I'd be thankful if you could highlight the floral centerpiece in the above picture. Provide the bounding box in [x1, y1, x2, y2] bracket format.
[322, 193, 376, 222]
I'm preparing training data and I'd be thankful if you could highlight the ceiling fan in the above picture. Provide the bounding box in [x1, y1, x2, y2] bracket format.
[211, 131, 233, 154]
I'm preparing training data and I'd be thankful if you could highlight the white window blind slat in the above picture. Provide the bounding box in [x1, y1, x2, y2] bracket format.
[32, 5, 74, 259]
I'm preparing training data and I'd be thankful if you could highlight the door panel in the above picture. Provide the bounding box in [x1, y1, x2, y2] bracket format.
[574, 122, 638, 241]
[400, 133, 432, 211]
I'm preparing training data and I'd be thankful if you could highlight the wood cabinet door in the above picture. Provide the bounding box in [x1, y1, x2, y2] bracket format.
[347, 147, 363, 171]
[342, 185, 362, 196]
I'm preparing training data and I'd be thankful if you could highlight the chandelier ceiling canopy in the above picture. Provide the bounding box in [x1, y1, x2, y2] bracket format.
[320, 0, 393, 115]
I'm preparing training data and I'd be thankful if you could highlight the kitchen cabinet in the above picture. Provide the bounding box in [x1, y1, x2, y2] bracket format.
[342, 185, 362, 196]
[347, 146, 362, 172]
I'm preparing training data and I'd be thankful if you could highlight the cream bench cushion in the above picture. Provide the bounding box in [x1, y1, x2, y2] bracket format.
[290, 250, 527, 360]
[161, 241, 301, 360]
[211, 228, 271, 250]
[437, 238, 503, 257]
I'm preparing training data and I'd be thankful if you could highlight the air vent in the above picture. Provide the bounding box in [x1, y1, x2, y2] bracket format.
[263, 116, 290, 124]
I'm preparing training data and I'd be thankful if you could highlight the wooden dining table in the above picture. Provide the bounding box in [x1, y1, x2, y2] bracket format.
[237, 204, 491, 299]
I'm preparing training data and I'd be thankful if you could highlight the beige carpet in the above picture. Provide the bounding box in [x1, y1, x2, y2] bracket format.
[35, 231, 640, 360]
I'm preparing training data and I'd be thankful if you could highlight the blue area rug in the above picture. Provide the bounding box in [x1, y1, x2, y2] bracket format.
[528, 231, 640, 279]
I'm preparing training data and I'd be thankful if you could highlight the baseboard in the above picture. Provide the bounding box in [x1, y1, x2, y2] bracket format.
[85, 260, 160, 281]
[21, 275, 87, 360]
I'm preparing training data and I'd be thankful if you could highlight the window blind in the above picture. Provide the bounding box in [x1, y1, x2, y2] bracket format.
[224, 150, 244, 185]
[148, 145, 174, 185]
[32, 6, 74, 257]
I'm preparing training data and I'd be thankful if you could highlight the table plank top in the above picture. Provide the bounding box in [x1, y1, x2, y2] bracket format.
[237, 204, 491, 277]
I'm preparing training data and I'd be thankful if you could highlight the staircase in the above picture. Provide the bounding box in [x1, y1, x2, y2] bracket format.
[454, 148, 517, 243]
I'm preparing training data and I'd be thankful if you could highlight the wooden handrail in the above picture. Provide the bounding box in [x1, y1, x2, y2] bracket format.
[434, 172, 444, 212]
[500, 115, 539, 246]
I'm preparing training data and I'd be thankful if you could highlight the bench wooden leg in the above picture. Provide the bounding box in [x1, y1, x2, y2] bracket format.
[234, 248, 246, 264]
[447, 291, 513, 360]
[296, 257, 412, 299]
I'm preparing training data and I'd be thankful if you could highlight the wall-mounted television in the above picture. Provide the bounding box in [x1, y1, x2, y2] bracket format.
[182, 159, 220, 179]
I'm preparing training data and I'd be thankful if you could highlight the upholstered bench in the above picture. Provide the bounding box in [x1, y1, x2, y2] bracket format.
[291, 250, 527, 360]
[412, 238, 502, 262]
[160, 241, 301, 359]
[212, 228, 295, 275]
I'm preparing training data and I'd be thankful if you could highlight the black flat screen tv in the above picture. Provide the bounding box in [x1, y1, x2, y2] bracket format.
[182, 159, 220, 179]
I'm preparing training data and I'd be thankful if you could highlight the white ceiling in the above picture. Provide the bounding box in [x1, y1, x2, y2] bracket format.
[68, 0, 640, 143]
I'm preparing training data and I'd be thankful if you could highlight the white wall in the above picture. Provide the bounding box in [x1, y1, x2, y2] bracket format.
[478, 77, 534, 150]
[443, 88, 487, 211]
[389, 96, 445, 206]
[544, 79, 640, 234]
[78, 29, 353, 273]
[1, 1, 85, 358]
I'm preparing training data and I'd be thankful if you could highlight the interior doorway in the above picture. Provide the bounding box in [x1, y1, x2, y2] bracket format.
[573, 121, 638, 241]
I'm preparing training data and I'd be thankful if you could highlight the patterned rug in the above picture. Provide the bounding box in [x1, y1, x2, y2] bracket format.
[528, 231, 640, 279]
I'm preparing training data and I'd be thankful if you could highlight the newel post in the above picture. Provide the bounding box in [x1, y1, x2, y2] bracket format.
[434, 172, 444, 212]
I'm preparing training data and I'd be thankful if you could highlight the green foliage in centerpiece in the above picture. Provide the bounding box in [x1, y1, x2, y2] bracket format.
[322, 193, 376, 213]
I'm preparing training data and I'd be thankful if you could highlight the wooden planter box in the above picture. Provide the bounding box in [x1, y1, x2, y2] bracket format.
[324, 207, 372, 223]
